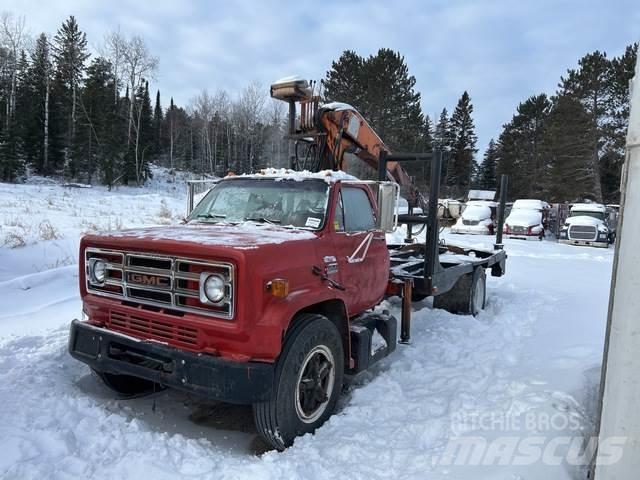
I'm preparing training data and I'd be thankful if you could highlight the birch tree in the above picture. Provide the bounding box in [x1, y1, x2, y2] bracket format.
[1, 12, 26, 127]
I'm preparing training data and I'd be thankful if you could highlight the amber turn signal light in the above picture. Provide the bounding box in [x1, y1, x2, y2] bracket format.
[268, 279, 289, 297]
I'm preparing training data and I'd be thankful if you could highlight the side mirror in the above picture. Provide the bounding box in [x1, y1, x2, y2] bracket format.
[376, 182, 399, 233]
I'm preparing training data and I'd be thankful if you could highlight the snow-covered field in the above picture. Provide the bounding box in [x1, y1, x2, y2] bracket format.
[0, 175, 613, 479]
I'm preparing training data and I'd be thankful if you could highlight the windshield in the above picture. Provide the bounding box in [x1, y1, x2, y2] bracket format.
[187, 178, 329, 230]
[570, 210, 605, 221]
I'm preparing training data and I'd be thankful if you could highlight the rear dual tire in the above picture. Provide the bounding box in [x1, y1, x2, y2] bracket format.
[253, 314, 344, 451]
[433, 267, 486, 316]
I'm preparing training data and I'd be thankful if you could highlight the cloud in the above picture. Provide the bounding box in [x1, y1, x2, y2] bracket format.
[4, 0, 640, 153]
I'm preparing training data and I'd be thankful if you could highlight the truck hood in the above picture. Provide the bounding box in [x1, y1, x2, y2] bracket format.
[92, 223, 317, 250]
[505, 209, 542, 227]
[565, 216, 605, 227]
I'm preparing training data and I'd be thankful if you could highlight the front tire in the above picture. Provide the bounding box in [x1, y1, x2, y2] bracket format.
[253, 314, 344, 450]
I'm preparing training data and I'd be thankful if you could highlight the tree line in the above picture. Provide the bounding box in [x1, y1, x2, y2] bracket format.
[0, 13, 290, 186]
[0, 11, 636, 204]
[479, 44, 637, 203]
[322, 48, 479, 199]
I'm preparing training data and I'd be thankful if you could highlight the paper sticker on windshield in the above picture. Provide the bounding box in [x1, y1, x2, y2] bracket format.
[305, 217, 321, 228]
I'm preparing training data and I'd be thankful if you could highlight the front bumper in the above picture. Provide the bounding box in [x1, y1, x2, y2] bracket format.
[507, 234, 540, 241]
[558, 238, 609, 248]
[450, 225, 491, 235]
[68, 320, 275, 404]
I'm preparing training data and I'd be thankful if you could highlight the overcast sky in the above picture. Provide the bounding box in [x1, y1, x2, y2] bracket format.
[4, 0, 640, 153]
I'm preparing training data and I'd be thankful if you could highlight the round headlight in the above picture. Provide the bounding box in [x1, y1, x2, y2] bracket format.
[91, 259, 106, 284]
[203, 274, 225, 303]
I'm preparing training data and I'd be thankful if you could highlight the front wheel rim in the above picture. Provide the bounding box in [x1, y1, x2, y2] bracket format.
[295, 345, 335, 424]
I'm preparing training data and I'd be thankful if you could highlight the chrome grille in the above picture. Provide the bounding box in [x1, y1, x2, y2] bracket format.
[463, 219, 479, 226]
[510, 226, 527, 234]
[568, 225, 597, 241]
[108, 309, 199, 347]
[85, 248, 234, 319]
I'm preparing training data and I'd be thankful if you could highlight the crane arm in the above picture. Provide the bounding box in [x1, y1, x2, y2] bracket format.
[315, 103, 415, 194]
[270, 78, 420, 205]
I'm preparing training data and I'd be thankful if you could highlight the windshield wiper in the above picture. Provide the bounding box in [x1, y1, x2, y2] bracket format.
[196, 213, 227, 220]
[244, 216, 281, 225]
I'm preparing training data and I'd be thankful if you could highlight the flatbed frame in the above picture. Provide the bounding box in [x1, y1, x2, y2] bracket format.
[378, 150, 508, 342]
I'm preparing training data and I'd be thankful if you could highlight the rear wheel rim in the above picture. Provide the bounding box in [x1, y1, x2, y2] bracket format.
[473, 275, 485, 313]
[295, 345, 335, 424]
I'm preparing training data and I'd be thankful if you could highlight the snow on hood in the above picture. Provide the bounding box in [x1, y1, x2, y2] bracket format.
[565, 215, 605, 227]
[462, 205, 492, 221]
[506, 209, 542, 227]
[99, 223, 316, 249]
[230, 168, 358, 183]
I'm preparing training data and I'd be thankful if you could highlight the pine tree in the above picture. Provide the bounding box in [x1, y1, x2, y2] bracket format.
[601, 43, 638, 201]
[73, 57, 116, 183]
[321, 50, 365, 110]
[152, 89, 163, 160]
[129, 80, 153, 183]
[433, 108, 452, 187]
[0, 116, 25, 181]
[25, 33, 53, 175]
[559, 51, 611, 202]
[52, 16, 89, 177]
[477, 139, 498, 189]
[447, 92, 478, 197]
[543, 95, 598, 202]
[120, 85, 135, 184]
[322, 48, 424, 152]
[494, 94, 551, 198]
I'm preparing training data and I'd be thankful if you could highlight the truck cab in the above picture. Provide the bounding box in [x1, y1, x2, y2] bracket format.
[69, 169, 398, 450]
[558, 203, 614, 248]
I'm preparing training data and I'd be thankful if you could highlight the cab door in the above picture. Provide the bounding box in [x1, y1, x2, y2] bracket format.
[332, 184, 390, 314]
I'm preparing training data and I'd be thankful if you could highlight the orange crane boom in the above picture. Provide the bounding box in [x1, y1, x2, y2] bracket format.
[270, 78, 419, 205]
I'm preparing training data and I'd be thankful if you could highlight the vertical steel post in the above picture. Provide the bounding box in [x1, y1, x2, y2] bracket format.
[424, 150, 442, 289]
[494, 174, 508, 250]
[400, 278, 413, 344]
[378, 150, 388, 182]
[288, 101, 296, 135]
[187, 182, 194, 216]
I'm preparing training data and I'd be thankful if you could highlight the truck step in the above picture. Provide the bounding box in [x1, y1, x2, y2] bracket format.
[347, 311, 397, 375]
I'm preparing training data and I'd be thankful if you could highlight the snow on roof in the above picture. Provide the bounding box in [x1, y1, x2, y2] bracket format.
[272, 75, 306, 86]
[321, 102, 355, 112]
[571, 203, 606, 213]
[512, 199, 549, 211]
[229, 168, 359, 183]
[468, 190, 496, 201]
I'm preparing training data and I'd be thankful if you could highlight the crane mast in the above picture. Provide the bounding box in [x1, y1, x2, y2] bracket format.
[270, 77, 420, 206]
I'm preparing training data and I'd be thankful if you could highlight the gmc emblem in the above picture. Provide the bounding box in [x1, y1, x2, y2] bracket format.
[128, 273, 170, 288]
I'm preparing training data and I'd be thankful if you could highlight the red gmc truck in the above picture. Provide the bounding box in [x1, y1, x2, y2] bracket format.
[69, 79, 507, 450]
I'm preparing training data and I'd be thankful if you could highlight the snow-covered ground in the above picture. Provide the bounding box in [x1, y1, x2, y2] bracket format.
[0, 176, 613, 479]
